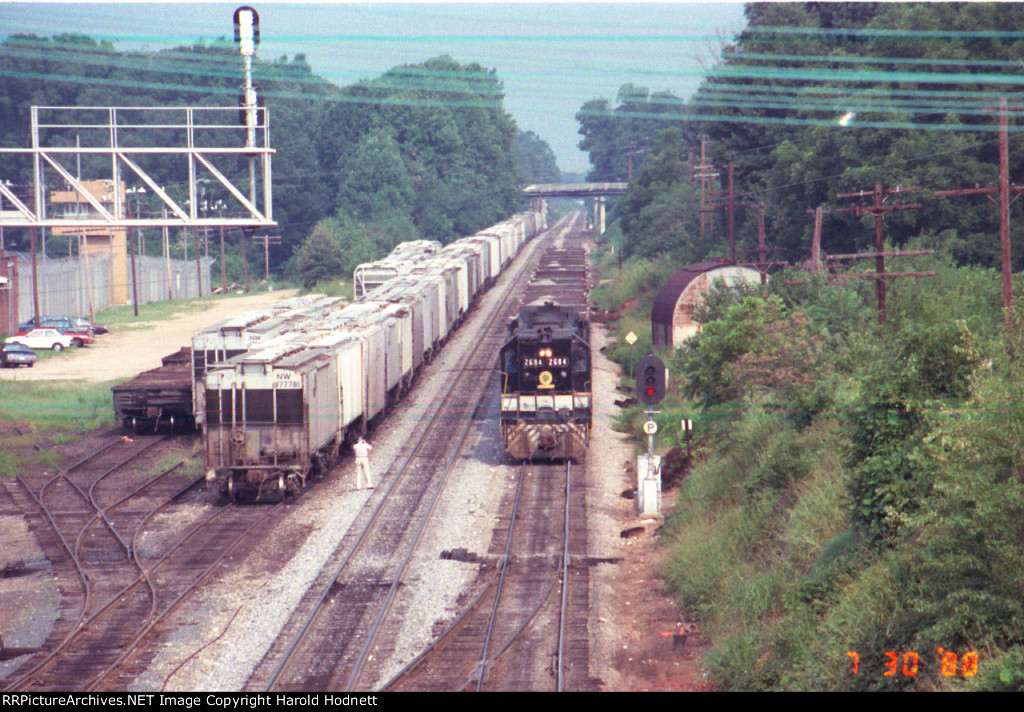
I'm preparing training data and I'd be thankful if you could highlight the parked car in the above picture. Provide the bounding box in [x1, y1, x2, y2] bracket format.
[13, 325, 92, 347]
[6, 328, 75, 352]
[17, 315, 94, 346]
[71, 316, 108, 335]
[0, 342, 37, 368]
[18, 315, 57, 331]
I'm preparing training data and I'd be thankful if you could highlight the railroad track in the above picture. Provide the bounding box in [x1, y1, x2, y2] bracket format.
[383, 454, 593, 691]
[96, 498, 284, 691]
[6, 434, 180, 690]
[247, 216, 584, 692]
[3, 434, 284, 691]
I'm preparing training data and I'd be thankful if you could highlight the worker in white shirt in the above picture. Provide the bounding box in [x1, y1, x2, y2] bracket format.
[353, 437, 374, 489]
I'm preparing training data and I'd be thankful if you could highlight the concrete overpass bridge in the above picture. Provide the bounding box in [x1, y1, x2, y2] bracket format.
[523, 182, 628, 234]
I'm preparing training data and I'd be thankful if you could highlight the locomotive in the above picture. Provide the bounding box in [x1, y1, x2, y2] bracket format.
[499, 298, 591, 461]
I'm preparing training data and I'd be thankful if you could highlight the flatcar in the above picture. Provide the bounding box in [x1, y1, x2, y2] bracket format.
[112, 347, 195, 432]
[499, 298, 591, 461]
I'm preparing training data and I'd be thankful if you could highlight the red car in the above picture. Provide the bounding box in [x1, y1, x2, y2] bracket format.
[13, 321, 92, 347]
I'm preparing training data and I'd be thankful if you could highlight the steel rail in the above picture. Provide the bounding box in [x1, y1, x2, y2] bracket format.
[473, 461, 531, 691]
[263, 217, 566, 692]
[381, 216, 589, 692]
[380, 463, 569, 692]
[88, 497, 285, 690]
[343, 218, 579, 692]
[472, 458, 576, 692]
[6, 435, 172, 690]
[556, 456, 580, 692]
[72, 436, 171, 564]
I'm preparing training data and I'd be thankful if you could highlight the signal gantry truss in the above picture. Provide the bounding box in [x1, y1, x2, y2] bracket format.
[0, 105, 275, 231]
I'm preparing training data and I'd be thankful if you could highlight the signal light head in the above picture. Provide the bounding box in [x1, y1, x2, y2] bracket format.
[636, 355, 667, 406]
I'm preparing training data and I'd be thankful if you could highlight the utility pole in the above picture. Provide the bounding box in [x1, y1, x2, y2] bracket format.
[127, 186, 144, 316]
[251, 233, 280, 282]
[706, 165, 786, 277]
[734, 201, 787, 283]
[726, 163, 736, 263]
[30, 227, 39, 326]
[241, 228, 251, 292]
[128, 228, 139, 315]
[934, 97, 1024, 347]
[751, 203, 776, 284]
[195, 228, 203, 298]
[834, 184, 924, 324]
[693, 135, 718, 242]
[220, 224, 227, 294]
[163, 208, 173, 300]
[626, 141, 650, 181]
[788, 199, 934, 319]
[810, 206, 827, 274]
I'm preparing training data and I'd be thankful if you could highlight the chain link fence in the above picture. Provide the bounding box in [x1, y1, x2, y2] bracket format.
[5, 251, 213, 324]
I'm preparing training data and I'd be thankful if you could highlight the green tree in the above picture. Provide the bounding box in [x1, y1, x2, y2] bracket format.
[295, 218, 348, 289]
[618, 128, 702, 260]
[513, 129, 561, 184]
[337, 130, 414, 221]
[576, 84, 689, 182]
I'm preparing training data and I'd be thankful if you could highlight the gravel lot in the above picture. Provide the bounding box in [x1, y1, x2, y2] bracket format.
[0, 289, 300, 383]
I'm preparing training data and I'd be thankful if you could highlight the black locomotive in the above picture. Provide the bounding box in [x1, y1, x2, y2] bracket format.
[499, 299, 591, 461]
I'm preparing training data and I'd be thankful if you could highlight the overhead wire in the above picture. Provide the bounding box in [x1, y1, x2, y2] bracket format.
[6, 17, 1024, 209]
[6, 31, 1024, 126]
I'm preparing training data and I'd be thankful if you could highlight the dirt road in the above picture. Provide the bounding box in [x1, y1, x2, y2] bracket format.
[0, 290, 300, 383]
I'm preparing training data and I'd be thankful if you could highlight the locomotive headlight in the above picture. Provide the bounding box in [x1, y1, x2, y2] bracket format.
[538, 348, 553, 359]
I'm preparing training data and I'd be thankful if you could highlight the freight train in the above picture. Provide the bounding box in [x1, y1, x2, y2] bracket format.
[499, 234, 591, 461]
[111, 296, 349, 434]
[199, 210, 545, 500]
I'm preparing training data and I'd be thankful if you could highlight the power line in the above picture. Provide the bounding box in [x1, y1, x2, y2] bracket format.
[721, 51, 1024, 71]
[577, 107, 1024, 134]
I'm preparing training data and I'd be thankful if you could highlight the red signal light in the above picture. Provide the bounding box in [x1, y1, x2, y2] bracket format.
[636, 355, 667, 406]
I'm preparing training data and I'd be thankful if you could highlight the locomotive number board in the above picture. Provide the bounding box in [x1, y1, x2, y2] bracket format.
[523, 357, 568, 367]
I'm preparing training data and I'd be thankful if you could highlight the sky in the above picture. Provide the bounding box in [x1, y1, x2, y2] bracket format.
[0, 1, 748, 175]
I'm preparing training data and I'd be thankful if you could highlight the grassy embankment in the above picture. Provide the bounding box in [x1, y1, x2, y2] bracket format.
[593, 238, 1024, 691]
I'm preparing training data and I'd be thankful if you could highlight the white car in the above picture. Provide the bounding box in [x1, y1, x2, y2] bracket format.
[6, 328, 75, 352]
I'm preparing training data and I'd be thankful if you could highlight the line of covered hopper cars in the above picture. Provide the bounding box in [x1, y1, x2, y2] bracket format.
[112, 211, 549, 500]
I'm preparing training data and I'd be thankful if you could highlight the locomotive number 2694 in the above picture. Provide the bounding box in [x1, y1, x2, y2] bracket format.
[523, 357, 568, 367]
